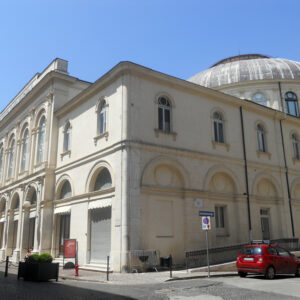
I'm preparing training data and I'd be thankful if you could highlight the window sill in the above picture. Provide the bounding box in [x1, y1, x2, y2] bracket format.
[211, 140, 230, 151]
[94, 132, 109, 145]
[60, 150, 71, 159]
[154, 129, 177, 141]
[292, 157, 300, 164]
[256, 150, 271, 159]
[216, 229, 229, 237]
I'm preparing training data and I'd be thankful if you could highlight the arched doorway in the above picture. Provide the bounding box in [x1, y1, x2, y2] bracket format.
[89, 167, 112, 264]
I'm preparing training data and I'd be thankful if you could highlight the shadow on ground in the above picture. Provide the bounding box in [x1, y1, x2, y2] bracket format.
[0, 271, 135, 300]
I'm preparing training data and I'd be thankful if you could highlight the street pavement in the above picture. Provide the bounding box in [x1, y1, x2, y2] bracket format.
[1, 261, 300, 299]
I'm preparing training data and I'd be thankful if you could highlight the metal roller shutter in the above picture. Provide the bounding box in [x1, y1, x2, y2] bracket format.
[90, 206, 111, 263]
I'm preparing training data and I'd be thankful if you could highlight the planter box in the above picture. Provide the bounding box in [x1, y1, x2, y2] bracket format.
[18, 262, 59, 281]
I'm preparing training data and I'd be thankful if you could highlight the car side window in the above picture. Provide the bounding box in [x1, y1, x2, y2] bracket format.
[266, 247, 277, 255]
[275, 247, 290, 257]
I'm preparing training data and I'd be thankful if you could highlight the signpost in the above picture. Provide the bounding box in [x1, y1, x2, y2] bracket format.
[63, 239, 77, 268]
[200, 211, 214, 278]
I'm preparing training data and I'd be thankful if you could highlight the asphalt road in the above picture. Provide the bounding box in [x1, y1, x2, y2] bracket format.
[1, 272, 300, 300]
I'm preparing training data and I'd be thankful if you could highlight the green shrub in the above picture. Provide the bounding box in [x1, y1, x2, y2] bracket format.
[27, 253, 40, 263]
[39, 253, 53, 263]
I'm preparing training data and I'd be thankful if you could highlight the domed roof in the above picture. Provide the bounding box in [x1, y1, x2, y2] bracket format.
[188, 54, 300, 88]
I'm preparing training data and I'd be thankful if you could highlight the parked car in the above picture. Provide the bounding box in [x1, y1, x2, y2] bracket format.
[236, 241, 300, 279]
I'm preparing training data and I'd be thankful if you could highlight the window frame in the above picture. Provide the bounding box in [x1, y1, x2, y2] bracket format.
[63, 121, 71, 153]
[36, 116, 46, 164]
[158, 96, 172, 133]
[252, 93, 267, 106]
[213, 112, 225, 143]
[98, 100, 107, 135]
[215, 205, 228, 236]
[257, 124, 266, 153]
[7, 137, 15, 179]
[20, 128, 29, 172]
[285, 92, 299, 117]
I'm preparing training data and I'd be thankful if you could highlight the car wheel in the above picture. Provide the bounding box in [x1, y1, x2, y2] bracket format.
[238, 272, 247, 278]
[265, 266, 275, 279]
[295, 265, 300, 277]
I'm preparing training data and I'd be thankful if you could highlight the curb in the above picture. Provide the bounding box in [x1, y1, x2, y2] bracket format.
[165, 273, 238, 282]
[59, 275, 107, 283]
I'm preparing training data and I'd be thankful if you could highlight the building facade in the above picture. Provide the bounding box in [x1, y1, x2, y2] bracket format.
[0, 54, 300, 272]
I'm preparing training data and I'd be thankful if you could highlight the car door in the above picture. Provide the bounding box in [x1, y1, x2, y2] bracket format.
[266, 246, 281, 272]
[275, 247, 292, 274]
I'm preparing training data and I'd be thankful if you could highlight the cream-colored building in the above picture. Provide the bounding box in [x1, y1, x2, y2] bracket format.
[0, 54, 300, 272]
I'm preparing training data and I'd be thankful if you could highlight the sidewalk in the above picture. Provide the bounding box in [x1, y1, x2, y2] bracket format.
[0, 261, 237, 284]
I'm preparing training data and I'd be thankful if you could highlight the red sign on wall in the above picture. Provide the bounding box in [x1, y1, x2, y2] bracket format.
[64, 239, 77, 258]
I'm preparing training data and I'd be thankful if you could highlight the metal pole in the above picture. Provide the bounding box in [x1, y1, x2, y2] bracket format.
[169, 255, 172, 278]
[106, 256, 110, 281]
[205, 230, 210, 278]
[4, 256, 9, 277]
[239, 106, 252, 242]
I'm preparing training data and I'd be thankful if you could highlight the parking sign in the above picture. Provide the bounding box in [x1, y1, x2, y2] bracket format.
[202, 216, 211, 230]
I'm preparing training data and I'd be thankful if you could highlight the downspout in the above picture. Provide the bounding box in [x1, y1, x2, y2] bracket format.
[279, 120, 295, 237]
[239, 106, 252, 242]
[278, 82, 285, 113]
[278, 82, 295, 237]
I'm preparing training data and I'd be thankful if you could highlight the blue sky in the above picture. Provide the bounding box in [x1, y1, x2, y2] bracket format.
[1, 0, 300, 111]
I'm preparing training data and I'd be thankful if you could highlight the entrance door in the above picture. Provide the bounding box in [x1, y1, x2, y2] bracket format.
[58, 214, 70, 256]
[28, 218, 35, 250]
[90, 206, 111, 263]
[261, 217, 270, 240]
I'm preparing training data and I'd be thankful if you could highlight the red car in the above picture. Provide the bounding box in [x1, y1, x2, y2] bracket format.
[236, 241, 300, 279]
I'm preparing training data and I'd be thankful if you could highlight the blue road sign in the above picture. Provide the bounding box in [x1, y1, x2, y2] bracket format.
[199, 211, 215, 217]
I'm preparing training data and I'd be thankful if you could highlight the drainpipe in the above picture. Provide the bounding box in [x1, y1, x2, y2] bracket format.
[279, 120, 295, 237]
[278, 82, 295, 237]
[278, 82, 285, 113]
[239, 107, 252, 242]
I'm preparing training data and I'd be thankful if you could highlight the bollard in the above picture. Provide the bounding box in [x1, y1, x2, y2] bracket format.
[4, 256, 9, 277]
[75, 264, 79, 277]
[106, 256, 110, 281]
[169, 255, 172, 278]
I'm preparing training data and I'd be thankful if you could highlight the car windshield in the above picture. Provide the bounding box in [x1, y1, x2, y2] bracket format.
[239, 246, 263, 255]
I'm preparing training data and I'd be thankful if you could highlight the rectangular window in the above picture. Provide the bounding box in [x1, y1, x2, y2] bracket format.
[215, 206, 227, 236]
[215, 206, 225, 228]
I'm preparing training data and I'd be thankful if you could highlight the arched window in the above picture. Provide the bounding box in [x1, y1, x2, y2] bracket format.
[60, 181, 72, 199]
[31, 190, 37, 205]
[285, 92, 299, 117]
[37, 116, 46, 163]
[0, 146, 3, 181]
[21, 129, 29, 172]
[12, 195, 19, 210]
[292, 134, 300, 159]
[64, 122, 71, 152]
[0, 200, 5, 213]
[94, 168, 112, 191]
[8, 139, 15, 178]
[158, 97, 171, 133]
[257, 124, 266, 152]
[98, 100, 107, 135]
[213, 112, 224, 143]
[252, 93, 267, 106]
